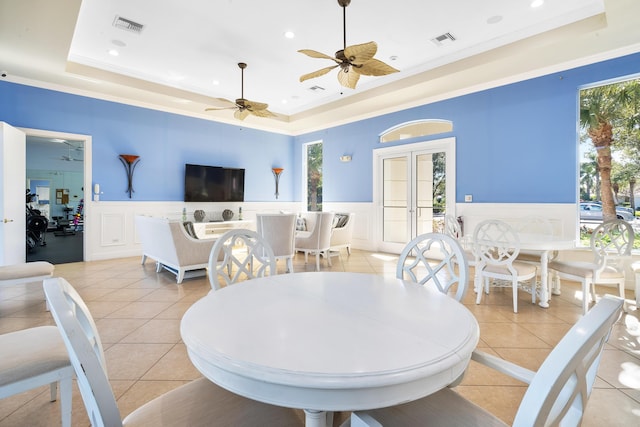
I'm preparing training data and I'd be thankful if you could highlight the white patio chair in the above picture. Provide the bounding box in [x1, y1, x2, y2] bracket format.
[473, 219, 537, 313]
[42, 277, 303, 427]
[396, 232, 470, 302]
[548, 219, 633, 314]
[208, 228, 277, 291]
[256, 213, 297, 273]
[350, 295, 623, 427]
[0, 326, 73, 427]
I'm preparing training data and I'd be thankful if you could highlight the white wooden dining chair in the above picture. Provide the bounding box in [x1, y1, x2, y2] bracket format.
[396, 232, 470, 302]
[548, 219, 633, 314]
[514, 215, 556, 264]
[208, 228, 277, 291]
[443, 214, 476, 267]
[256, 213, 297, 273]
[42, 277, 304, 427]
[350, 295, 624, 427]
[473, 219, 537, 313]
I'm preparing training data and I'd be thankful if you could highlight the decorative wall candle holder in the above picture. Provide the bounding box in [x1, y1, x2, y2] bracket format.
[272, 167, 283, 199]
[118, 154, 141, 198]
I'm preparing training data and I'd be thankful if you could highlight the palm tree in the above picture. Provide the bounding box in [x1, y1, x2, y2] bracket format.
[306, 143, 323, 211]
[580, 79, 640, 221]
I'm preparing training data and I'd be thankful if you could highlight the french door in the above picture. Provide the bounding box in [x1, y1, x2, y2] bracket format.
[375, 138, 455, 254]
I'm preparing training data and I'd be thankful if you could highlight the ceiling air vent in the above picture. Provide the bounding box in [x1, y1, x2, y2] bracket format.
[308, 85, 325, 92]
[112, 16, 144, 34]
[430, 32, 456, 46]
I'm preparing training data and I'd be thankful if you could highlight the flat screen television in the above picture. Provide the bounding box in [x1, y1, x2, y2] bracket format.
[184, 163, 245, 202]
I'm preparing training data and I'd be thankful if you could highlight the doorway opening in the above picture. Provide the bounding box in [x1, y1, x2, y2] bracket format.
[24, 128, 91, 264]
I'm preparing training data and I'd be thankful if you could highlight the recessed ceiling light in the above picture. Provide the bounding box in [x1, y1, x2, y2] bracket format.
[531, 0, 544, 8]
[281, 99, 288, 104]
[284, 31, 295, 39]
[212, 80, 220, 86]
[108, 49, 119, 57]
[487, 15, 502, 24]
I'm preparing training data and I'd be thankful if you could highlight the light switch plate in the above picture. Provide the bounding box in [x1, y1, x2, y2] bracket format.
[465, 194, 472, 202]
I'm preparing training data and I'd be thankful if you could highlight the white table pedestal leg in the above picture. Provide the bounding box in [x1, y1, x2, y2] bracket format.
[304, 409, 328, 427]
[538, 251, 550, 308]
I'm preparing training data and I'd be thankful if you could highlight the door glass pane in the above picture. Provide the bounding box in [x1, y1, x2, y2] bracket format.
[383, 157, 408, 243]
[415, 153, 434, 235]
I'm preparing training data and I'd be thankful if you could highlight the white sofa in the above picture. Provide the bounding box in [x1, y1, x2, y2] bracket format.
[135, 216, 216, 284]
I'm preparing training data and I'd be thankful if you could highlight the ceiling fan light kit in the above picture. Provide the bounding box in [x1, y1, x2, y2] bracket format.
[298, 0, 399, 89]
[205, 62, 275, 121]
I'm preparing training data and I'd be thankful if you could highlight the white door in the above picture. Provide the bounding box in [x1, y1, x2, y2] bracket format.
[0, 122, 26, 265]
[375, 138, 455, 254]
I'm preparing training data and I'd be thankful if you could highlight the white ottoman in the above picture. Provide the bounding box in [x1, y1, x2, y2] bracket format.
[0, 261, 55, 286]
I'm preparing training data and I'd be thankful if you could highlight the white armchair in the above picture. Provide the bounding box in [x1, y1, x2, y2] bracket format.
[329, 212, 355, 256]
[295, 212, 335, 271]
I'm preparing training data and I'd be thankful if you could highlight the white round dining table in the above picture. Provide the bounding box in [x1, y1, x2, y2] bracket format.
[180, 272, 479, 427]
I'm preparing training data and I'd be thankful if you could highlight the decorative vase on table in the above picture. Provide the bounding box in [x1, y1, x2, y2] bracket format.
[222, 209, 234, 221]
[193, 210, 206, 223]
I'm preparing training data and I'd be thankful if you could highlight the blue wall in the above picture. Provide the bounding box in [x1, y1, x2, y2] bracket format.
[2, 51, 640, 204]
[0, 86, 294, 201]
[295, 51, 640, 203]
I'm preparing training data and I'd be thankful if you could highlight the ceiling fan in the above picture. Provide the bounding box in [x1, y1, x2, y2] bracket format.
[205, 62, 275, 120]
[298, 0, 399, 89]
[60, 145, 82, 162]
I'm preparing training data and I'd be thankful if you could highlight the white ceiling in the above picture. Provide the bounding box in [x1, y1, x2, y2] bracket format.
[2, 0, 640, 134]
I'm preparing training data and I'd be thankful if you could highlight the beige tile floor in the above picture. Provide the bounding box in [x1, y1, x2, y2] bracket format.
[1, 249, 639, 426]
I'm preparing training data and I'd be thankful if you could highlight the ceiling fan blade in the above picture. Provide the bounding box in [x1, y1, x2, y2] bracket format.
[300, 65, 339, 82]
[205, 97, 237, 111]
[244, 100, 269, 111]
[356, 58, 400, 76]
[250, 108, 276, 118]
[344, 41, 377, 65]
[205, 106, 236, 111]
[211, 97, 237, 107]
[234, 109, 250, 120]
[337, 67, 360, 89]
[298, 49, 339, 62]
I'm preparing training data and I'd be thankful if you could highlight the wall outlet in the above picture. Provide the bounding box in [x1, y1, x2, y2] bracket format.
[464, 194, 472, 202]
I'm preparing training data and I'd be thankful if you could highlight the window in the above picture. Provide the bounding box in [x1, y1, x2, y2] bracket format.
[304, 141, 323, 212]
[578, 76, 640, 248]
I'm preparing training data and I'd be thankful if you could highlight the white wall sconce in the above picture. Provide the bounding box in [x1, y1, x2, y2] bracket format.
[339, 155, 352, 162]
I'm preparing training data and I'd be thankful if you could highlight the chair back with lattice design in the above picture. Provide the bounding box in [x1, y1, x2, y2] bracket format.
[208, 229, 276, 290]
[396, 232, 469, 302]
[473, 219, 521, 269]
[590, 219, 634, 274]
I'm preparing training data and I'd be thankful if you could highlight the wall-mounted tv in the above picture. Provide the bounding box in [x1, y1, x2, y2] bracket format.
[184, 163, 245, 202]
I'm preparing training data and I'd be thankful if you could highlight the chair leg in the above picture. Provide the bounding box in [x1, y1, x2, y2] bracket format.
[315, 253, 320, 271]
[475, 276, 484, 304]
[582, 280, 590, 315]
[326, 251, 332, 267]
[512, 278, 518, 313]
[346, 245, 351, 255]
[531, 274, 537, 305]
[60, 376, 72, 427]
[286, 257, 294, 274]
